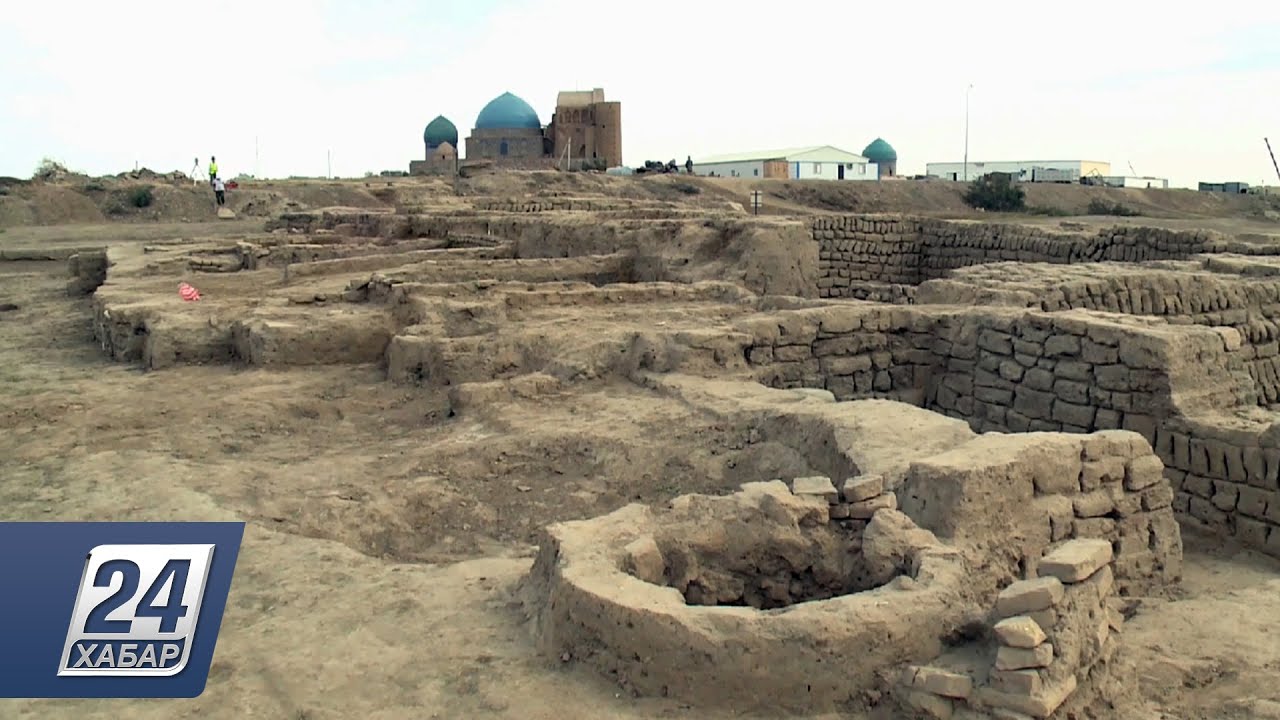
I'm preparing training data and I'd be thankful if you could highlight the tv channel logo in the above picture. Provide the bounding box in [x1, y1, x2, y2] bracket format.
[0, 522, 244, 698]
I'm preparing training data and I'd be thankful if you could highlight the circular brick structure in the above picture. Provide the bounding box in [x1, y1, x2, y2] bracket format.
[519, 481, 979, 713]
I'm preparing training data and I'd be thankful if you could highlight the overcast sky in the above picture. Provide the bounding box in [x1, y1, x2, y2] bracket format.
[2, 0, 1277, 188]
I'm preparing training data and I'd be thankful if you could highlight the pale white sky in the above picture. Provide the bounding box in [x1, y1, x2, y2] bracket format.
[2, 0, 1277, 189]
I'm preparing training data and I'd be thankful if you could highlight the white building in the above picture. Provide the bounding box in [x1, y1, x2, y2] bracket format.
[1089, 176, 1170, 189]
[693, 146, 879, 181]
[926, 160, 1112, 183]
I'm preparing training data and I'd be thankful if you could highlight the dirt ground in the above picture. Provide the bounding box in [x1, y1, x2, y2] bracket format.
[4, 217, 1280, 719]
[3, 171, 1278, 229]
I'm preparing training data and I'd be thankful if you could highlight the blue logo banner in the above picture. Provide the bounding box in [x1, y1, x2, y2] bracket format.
[0, 522, 245, 698]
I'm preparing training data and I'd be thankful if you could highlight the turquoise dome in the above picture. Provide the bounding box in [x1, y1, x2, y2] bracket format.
[474, 92, 541, 130]
[862, 138, 897, 163]
[424, 115, 458, 148]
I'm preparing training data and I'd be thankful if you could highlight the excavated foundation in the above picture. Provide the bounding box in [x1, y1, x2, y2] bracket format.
[519, 480, 975, 712]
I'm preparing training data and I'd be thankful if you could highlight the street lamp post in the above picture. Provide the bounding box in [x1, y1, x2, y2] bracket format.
[963, 83, 973, 182]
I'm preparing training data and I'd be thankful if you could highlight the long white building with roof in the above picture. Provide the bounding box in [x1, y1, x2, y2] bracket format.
[692, 145, 879, 181]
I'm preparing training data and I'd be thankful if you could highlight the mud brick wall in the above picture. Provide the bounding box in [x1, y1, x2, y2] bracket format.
[903, 430, 1180, 595]
[736, 306, 941, 406]
[810, 215, 1233, 299]
[927, 312, 1256, 434]
[738, 305, 1280, 558]
[927, 264, 1280, 407]
[1155, 419, 1280, 555]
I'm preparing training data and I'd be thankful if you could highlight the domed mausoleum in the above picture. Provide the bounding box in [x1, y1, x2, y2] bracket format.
[465, 91, 552, 163]
[410, 87, 623, 175]
[862, 138, 897, 178]
[474, 92, 542, 131]
[424, 115, 459, 149]
[411, 115, 460, 175]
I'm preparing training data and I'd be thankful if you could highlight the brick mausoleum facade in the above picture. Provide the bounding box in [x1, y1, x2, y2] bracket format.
[410, 88, 622, 175]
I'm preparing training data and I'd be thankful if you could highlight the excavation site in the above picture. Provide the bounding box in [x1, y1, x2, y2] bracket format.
[4, 171, 1280, 719]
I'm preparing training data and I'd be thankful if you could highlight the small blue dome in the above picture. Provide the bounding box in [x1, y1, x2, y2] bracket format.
[862, 138, 898, 163]
[475, 92, 541, 130]
[424, 115, 458, 148]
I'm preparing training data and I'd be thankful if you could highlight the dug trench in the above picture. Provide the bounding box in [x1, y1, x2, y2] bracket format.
[9, 262, 876, 566]
[10, 207, 1280, 718]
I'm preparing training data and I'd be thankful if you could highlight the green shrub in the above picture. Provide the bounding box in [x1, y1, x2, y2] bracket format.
[33, 157, 68, 180]
[128, 185, 154, 208]
[1086, 198, 1140, 216]
[962, 173, 1025, 212]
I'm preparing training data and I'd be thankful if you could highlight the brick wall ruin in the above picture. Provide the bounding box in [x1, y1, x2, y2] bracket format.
[810, 215, 1258, 300]
[738, 304, 1280, 559]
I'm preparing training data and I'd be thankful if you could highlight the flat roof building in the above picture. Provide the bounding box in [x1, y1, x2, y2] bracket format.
[693, 145, 878, 181]
[926, 160, 1111, 183]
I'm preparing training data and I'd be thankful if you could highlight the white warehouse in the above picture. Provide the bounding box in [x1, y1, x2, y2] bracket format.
[926, 160, 1112, 183]
[693, 146, 879, 181]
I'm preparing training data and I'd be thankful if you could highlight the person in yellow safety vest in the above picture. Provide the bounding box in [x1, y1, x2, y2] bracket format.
[208, 157, 219, 186]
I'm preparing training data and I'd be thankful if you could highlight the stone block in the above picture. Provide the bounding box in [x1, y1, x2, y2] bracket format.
[1038, 538, 1113, 583]
[774, 345, 812, 362]
[791, 476, 839, 503]
[1094, 408, 1122, 431]
[1235, 485, 1270, 519]
[1083, 431, 1137, 461]
[849, 492, 897, 519]
[995, 643, 1054, 671]
[1000, 360, 1026, 382]
[1073, 491, 1115, 518]
[1013, 388, 1055, 421]
[996, 577, 1065, 617]
[1211, 482, 1239, 512]
[842, 474, 884, 503]
[1052, 401, 1095, 429]
[1027, 609, 1057, 633]
[1023, 368, 1055, 392]
[904, 691, 955, 719]
[1078, 564, 1115, 601]
[1141, 484, 1174, 511]
[1183, 474, 1214, 498]
[623, 536, 666, 585]
[978, 674, 1077, 720]
[989, 669, 1042, 696]
[903, 665, 974, 700]
[1123, 456, 1164, 491]
[1043, 335, 1080, 358]
[829, 503, 851, 520]
[1074, 517, 1117, 538]
[993, 616, 1047, 649]
[1234, 517, 1271, 548]
[1080, 457, 1124, 491]
[1189, 497, 1229, 525]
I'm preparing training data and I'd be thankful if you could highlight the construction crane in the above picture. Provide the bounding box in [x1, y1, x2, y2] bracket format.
[1267, 138, 1280, 183]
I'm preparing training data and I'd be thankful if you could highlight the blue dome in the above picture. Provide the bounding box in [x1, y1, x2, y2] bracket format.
[862, 138, 898, 163]
[424, 115, 458, 148]
[475, 92, 541, 130]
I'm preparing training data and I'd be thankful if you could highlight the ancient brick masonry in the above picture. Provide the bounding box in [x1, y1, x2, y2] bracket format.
[926, 260, 1280, 405]
[738, 303, 1280, 560]
[809, 214, 1252, 301]
[902, 539, 1123, 719]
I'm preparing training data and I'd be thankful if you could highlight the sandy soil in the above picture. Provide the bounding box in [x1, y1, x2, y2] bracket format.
[4, 171, 1279, 229]
[3, 221, 1280, 718]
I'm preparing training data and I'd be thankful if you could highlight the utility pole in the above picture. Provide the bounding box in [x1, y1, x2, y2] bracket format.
[327, 150, 332, 180]
[1266, 138, 1280, 184]
[255, 136, 259, 178]
[963, 83, 973, 182]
